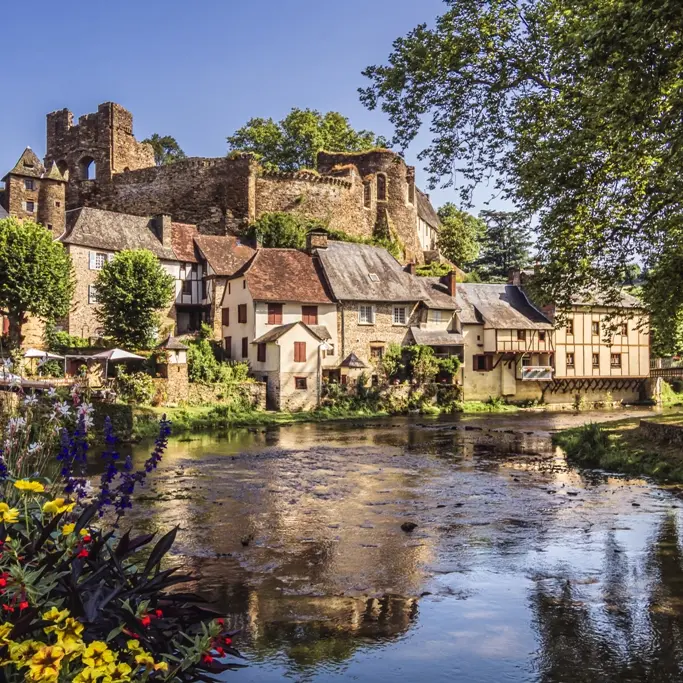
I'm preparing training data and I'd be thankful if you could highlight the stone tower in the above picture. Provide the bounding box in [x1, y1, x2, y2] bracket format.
[1, 148, 67, 236]
[43, 102, 155, 209]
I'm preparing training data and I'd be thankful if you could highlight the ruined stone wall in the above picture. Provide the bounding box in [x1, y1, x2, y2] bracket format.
[37, 180, 66, 235]
[255, 170, 373, 239]
[76, 156, 255, 235]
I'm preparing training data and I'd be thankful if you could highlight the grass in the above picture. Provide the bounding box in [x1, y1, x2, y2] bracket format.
[459, 400, 521, 413]
[554, 413, 683, 484]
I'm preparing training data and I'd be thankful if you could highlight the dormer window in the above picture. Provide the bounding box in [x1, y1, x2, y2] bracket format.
[368, 273, 380, 283]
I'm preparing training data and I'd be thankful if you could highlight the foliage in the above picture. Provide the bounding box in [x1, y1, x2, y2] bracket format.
[438, 355, 461, 378]
[0, 218, 74, 348]
[361, 0, 683, 327]
[661, 380, 683, 407]
[415, 262, 453, 278]
[555, 422, 613, 467]
[95, 250, 175, 349]
[405, 345, 441, 384]
[475, 211, 532, 281]
[378, 343, 404, 381]
[226, 108, 387, 171]
[0, 387, 242, 682]
[244, 212, 323, 249]
[141, 134, 186, 166]
[114, 368, 155, 405]
[436, 203, 485, 268]
[44, 326, 92, 355]
[187, 325, 251, 385]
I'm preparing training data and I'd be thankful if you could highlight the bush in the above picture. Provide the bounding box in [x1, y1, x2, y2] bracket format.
[114, 368, 155, 405]
[557, 422, 613, 467]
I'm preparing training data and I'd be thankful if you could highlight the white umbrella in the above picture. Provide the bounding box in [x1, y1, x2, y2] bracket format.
[24, 348, 65, 360]
[90, 348, 145, 379]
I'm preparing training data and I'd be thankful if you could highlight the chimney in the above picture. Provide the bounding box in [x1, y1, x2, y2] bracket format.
[447, 270, 457, 298]
[406, 262, 416, 275]
[153, 215, 173, 250]
[306, 229, 328, 254]
[508, 268, 522, 286]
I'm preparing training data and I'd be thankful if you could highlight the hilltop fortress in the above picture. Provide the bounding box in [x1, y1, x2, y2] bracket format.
[2, 101, 441, 263]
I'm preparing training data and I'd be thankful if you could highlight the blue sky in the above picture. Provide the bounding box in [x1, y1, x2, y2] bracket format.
[0, 0, 501, 213]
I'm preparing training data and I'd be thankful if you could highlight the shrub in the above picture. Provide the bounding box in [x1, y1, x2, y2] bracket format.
[187, 329, 251, 387]
[558, 422, 613, 467]
[114, 368, 155, 405]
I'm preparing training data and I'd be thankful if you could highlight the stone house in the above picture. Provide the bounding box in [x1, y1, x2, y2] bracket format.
[219, 245, 337, 410]
[314, 237, 427, 383]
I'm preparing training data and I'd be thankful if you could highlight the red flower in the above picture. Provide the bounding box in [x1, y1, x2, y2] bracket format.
[2, 604, 14, 613]
[216, 618, 225, 626]
[82, 535, 92, 543]
[202, 654, 213, 664]
[18, 601, 29, 611]
[140, 615, 151, 628]
[214, 647, 225, 657]
[76, 549, 89, 559]
[0, 578, 7, 588]
[154, 609, 163, 619]
[224, 637, 232, 646]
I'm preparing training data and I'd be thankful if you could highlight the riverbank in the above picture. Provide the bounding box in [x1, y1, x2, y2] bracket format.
[554, 412, 683, 484]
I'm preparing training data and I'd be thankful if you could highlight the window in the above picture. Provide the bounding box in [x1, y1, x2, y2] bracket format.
[359, 305, 375, 325]
[191, 264, 198, 277]
[228, 282, 231, 295]
[592, 353, 600, 367]
[393, 306, 407, 326]
[611, 353, 622, 368]
[302, 306, 318, 325]
[222, 308, 230, 326]
[539, 330, 546, 342]
[294, 342, 306, 363]
[257, 343, 266, 363]
[243, 280, 246, 289]
[267, 303, 282, 325]
[79, 156, 96, 180]
[522, 356, 531, 367]
[182, 280, 192, 296]
[326, 343, 335, 357]
[591, 321, 600, 336]
[88, 285, 99, 304]
[295, 377, 307, 390]
[238, 304, 247, 324]
[566, 352, 575, 367]
[363, 182, 372, 208]
[224, 337, 232, 358]
[90, 252, 108, 270]
[473, 355, 492, 372]
[241, 337, 249, 359]
[55, 201, 61, 208]
[566, 319, 574, 335]
[370, 345, 384, 360]
[377, 173, 387, 201]
[620, 322, 628, 336]
[25, 201, 35, 213]
[24, 179, 34, 190]
[368, 273, 380, 283]
[47, 224, 53, 232]
[201, 280, 207, 299]
[517, 330, 526, 341]
[432, 310, 442, 323]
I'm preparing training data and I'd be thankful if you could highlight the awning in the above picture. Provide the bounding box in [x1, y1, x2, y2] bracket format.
[24, 348, 65, 360]
[90, 348, 145, 362]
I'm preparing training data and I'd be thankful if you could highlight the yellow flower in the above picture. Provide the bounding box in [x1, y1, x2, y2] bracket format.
[27, 645, 65, 680]
[82, 641, 115, 668]
[14, 480, 45, 494]
[46, 617, 84, 654]
[154, 660, 169, 672]
[125, 639, 141, 652]
[80, 528, 91, 537]
[42, 607, 69, 623]
[73, 666, 106, 683]
[103, 661, 133, 683]
[62, 523, 76, 536]
[134, 652, 156, 671]
[42, 498, 75, 515]
[9, 639, 43, 666]
[0, 621, 13, 644]
[0, 502, 19, 524]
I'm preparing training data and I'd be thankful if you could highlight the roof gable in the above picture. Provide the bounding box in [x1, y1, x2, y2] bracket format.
[3, 148, 45, 181]
[171, 222, 199, 263]
[457, 284, 552, 329]
[416, 189, 440, 229]
[252, 321, 327, 344]
[194, 235, 255, 276]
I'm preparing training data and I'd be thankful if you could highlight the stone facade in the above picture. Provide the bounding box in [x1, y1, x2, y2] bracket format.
[35, 102, 433, 262]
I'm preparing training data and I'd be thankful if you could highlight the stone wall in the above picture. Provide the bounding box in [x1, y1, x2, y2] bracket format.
[187, 381, 266, 409]
[639, 419, 683, 446]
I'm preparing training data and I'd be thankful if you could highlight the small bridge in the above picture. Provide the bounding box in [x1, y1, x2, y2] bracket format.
[651, 358, 683, 379]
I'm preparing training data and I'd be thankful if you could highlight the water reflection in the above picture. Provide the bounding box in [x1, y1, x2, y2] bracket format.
[118, 411, 683, 682]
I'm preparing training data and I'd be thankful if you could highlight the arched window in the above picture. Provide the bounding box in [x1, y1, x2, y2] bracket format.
[363, 181, 372, 208]
[79, 156, 96, 181]
[376, 173, 387, 201]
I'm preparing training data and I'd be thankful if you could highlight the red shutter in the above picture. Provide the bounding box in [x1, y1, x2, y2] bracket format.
[257, 343, 266, 363]
[222, 308, 229, 326]
[224, 337, 232, 359]
[268, 303, 283, 325]
[294, 342, 306, 363]
[242, 337, 249, 359]
[238, 304, 247, 324]
[302, 306, 318, 325]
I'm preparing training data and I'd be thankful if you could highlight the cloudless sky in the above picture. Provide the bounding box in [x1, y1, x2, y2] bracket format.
[0, 0, 503, 213]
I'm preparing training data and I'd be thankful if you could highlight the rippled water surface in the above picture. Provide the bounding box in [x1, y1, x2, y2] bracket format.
[124, 410, 683, 682]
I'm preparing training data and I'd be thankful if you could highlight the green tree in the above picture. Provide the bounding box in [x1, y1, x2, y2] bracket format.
[95, 249, 175, 348]
[476, 210, 532, 282]
[437, 203, 485, 268]
[141, 133, 186, 166]
[245, 212, 324, 249]
[227, 108, 388, 171]
[406, 345, 441, 384]
[360, 0, 683, 331]
[0, 218, 74, 348]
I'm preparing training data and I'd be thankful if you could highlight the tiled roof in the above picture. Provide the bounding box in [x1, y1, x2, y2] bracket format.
[416, 189, 440, 229]
[457, 284, 552, 329]
[244, 249, 333, 304]
[340, 352, 367, 368]
[316, 241, 425, 303]
[419, 276, 461, 310]
[158, 335, 189, 350]
[171, 223, 198, 263]
[410, 328, 464, 346]
[60, 208, 177, 260]
[252, 322, 327, 344]
[307, 325, 332, 340]
[2, 148, 45, 181]
[194, 235, 255, 276]
[571, 290, 642, 309]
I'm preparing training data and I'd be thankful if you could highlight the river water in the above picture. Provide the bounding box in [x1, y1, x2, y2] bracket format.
[124, 409, 683, 682]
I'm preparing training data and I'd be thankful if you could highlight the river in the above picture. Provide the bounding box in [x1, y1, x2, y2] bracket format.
[123, 409, 683, 682]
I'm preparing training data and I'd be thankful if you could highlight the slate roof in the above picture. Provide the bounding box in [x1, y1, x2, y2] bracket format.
[3, 148, 45, 181]
[571, 290, 642, 309]
[317, 241, 426, 302]
[252, 322, 327, 344]
[457, 284, 553, 330]
[171, 223, 199, 263]
[61, 207, 177, 260]
[158, 335, 189, 351]
[243, 249, 333, 304]
[0, 204, 8, 219]
[419, 276, 460, 310]
[194, 235, 255, 276]
[410, 328, 464, 346]
[308, 325, 332, 340]
[416, 189, 440, 229]
[340, 352, 367, 368]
